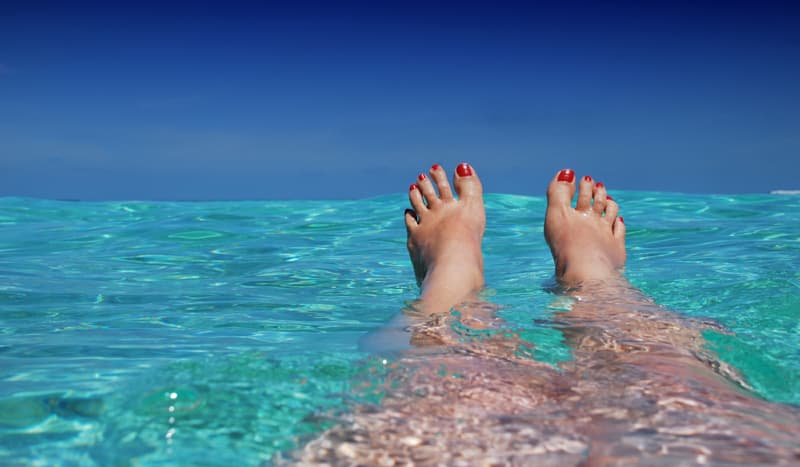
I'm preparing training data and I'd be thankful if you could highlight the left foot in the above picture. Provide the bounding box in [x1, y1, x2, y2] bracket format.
[405, 163, 485, 313]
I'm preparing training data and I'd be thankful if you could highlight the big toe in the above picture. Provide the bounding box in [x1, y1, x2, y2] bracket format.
[453, 163, 483, 200]
[546, 169, 576, 212]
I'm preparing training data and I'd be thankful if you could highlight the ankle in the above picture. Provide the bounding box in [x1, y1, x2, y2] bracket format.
[558, 257, 620, 285]
[420, 259, 484, 307]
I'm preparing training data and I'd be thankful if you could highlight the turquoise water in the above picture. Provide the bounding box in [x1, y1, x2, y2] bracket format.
[0, 192, 798, 465]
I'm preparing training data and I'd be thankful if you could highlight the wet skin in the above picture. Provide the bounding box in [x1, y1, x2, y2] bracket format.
[286, 165, 800, 465]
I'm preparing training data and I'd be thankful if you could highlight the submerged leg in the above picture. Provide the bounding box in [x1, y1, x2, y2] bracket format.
[542, 169, 800, 463]
[292, 166, 800, 465]
[544, 168, 729, 374]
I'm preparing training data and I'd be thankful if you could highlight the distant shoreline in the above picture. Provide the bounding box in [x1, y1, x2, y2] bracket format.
[770, 190, 800, 195]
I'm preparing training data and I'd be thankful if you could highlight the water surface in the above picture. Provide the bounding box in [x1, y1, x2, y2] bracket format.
[0, 192, 798, 464]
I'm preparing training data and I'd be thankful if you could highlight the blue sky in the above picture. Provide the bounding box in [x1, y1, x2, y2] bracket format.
[1, 2, 798, 200]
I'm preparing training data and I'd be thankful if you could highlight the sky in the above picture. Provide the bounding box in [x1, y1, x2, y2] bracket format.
[1, 2, 798, 200]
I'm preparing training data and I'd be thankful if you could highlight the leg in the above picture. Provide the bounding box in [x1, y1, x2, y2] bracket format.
[293, 166, 800, 465]
[360, 163, 490, 354]
[544, 168, 759, 397]
[543, 169, 800, 463]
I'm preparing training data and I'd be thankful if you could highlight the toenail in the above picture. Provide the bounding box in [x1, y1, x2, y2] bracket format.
[409, 184, 418, 191]
[606, 195, 613, 201]
[418, 173, 427, 181]
[456, 163, 473, 177]
[619, 216, 624, 223]
[431, 164, 441, 171]
[557, 169, 574, 183]
[584, 175, 592, 182]
[595, 182, 604, 188]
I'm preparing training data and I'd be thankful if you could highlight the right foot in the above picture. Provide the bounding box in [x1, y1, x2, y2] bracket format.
[544, 169, 626, 285]
[405, 163, 486, 313]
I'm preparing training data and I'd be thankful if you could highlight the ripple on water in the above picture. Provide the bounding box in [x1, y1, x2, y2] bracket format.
[0, 193, 798, 464]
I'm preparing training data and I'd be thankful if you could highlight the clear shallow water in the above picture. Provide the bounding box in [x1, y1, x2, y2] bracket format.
[0, 192, 798, 465]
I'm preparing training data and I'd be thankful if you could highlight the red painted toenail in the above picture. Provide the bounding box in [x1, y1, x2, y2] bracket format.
[557, 169, 574, 183]
[431, 164, 441, 171]
[619, 216, 624, 223]
[606, 195, 613, 201]
[418, 173, 426, 181]
[595, 182, 604, 188]
[584, 175, 592, 182]
[456, 163, 473, 177]
[409, 184, 418, 191]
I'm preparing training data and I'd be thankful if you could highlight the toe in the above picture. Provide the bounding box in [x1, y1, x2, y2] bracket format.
[429, 164, 454, 201]
[416, 172, 440, 207]
[592, 182, 607, 215]
[604, 197, 619, 225]
[575, 174, 594, 211]
[546, 169, 576, 211]
[453, 162, 483, 200]
[404, 208, 418, 232]
[408, 183, 427, 214]
[613, 215, 626, 240]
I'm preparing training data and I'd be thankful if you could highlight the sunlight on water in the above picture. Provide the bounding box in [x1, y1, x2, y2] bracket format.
[0, 192, 798, 464]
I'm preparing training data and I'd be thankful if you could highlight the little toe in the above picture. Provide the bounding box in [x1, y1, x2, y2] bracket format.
[575, 174, 594, 211]
[453, 162, 483, 200]
[592, 182, 607, 215]
[404, 208, 418, 232]
[546, 169, 577, 212]
[429, 164, 454, 201]
[416, 172, 440, 207]
[613, 216, 626, 240]
[604, 197, 619, 225]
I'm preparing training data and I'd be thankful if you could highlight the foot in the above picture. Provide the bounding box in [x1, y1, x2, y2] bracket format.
[405, 163, 485, 314]
[544, 169, 626, 285]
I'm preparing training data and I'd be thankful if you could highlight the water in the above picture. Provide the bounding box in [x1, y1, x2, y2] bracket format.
[0, 192, 798, 465]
